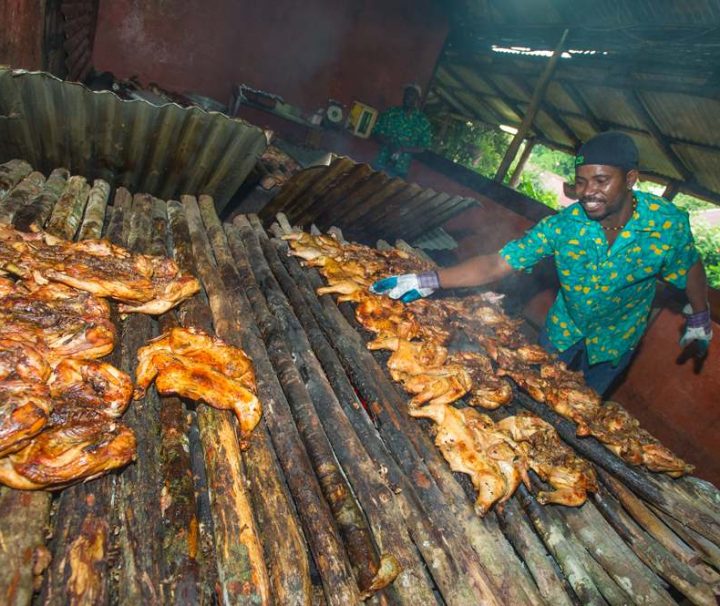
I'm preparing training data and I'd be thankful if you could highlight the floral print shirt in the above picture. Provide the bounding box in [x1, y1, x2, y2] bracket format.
[373, 107, 432, 176]
[499, 191, 699, 364]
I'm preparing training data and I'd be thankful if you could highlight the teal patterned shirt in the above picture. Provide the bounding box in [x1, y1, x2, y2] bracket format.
[499, 191, 699, 364]
[373, 107, 432, 176]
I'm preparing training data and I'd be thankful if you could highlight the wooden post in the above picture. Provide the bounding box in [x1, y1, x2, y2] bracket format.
[494, 29, 569, 183]
[508, 139, 537, 189]
[662, 181, 681, 201]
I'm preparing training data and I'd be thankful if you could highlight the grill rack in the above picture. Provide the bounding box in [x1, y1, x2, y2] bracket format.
[0, 162, 718, 605]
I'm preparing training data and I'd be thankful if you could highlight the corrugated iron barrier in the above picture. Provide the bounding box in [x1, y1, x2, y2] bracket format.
[0, 69, 267, 210]
[259, 156, 478, 242]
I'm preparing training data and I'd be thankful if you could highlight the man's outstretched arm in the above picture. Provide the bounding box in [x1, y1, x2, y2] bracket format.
[437, 253, 514, 289]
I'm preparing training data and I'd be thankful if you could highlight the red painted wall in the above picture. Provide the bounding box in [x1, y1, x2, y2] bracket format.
[93, 0, 447, 113]
[0, 0, 44, 70]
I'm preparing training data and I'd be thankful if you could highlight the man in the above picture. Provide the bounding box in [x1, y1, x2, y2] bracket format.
[372, 84, 432, 179]
[371, 131, 712, 395]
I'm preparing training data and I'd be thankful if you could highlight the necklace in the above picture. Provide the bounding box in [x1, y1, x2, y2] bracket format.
[601, 197, 637, 231]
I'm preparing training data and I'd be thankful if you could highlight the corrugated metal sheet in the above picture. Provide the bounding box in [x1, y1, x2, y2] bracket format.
[258, 157, 478, 243]
[0, 69, 267, 210]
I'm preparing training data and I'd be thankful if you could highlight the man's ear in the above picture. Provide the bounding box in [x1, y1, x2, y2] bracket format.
[626, 169, 639, 189]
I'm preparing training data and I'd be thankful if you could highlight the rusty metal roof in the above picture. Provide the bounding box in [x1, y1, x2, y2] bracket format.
[430, 0, 720, 203]
[258, 157, 478, 242]
[0, 69, 267, 210]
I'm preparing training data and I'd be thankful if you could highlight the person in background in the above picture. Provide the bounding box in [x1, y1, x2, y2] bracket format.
[372, 84, 432, 179]
[370, 131, 712, 395]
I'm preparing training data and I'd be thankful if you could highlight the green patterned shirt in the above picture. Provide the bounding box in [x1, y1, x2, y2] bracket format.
[373, 107, 432, 176]
[499, 191, 699, 364]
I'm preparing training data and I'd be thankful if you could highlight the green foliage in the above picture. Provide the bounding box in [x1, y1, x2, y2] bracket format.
[673, 193, 715, 214]
[428, 116, 509, 178]
[515, 170, 561, 210]
[690, 219, 720, 289]
[528, 144, 575, 180]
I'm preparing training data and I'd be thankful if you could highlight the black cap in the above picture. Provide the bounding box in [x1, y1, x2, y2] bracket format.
[575, 131, 639, 171]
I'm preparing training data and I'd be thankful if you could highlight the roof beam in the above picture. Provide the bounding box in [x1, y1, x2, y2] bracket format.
[495, 29, 569, 182]
[504, 74, 581, 147]
[440, 64, 526, 124]
[430, 84, 506, 127]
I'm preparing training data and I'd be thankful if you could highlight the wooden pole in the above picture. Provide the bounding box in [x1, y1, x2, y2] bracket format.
[198, 203, 361, 605]
[508, 139, 537, 189]
[273, 237, 541, 605]
[662, 181, 681, 201]
[494, 29, 569, 182]
[179, 197, 295, 605]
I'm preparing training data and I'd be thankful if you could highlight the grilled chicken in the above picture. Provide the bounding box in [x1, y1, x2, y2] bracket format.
[48, 359, 133, 418]
[0, 281, 116, 362]
[397, 364, 472, 407]
[0, 380, 53, 456]
[134, 327, 261, 441]
[449, 351, 513, 409]
[590, 401, 693, 476]
[0, 338, 51, 383]
[498, 413, 597, 506]
[288, 227, 690, 478]
[410, 403, 526, 515]
[0, 225, 199, 315]
[0, 419, 136, 490]
[367, 336, 448, 375]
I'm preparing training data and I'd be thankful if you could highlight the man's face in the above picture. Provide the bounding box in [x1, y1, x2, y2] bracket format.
[403, 88, 420, 110]
[574, 164, 637, 221]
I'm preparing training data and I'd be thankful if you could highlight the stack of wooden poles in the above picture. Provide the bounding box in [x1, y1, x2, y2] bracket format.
[0, 157, 718, 606]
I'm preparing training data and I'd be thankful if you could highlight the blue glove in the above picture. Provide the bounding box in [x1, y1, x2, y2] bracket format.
[680, 304, 713, 355]
[370, 272, 439, 303]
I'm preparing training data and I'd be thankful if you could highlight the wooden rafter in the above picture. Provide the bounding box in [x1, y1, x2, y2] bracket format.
[431, 85, 503, 127]
[440, 64, 547, 137]
[501, 74, 581, 147]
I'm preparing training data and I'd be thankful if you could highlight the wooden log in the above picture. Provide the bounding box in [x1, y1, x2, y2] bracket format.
[675, 476, 720, 518]
[146, 200, 211, 604]
[45, 175, 90, 240]
[228, 218, 381, 591]
[166, 201, 222, 605]
[113, 194, 164, 605]
[102, 188, 132, 244]
[269, 233, 541, 606]
[229, 219, 449, 604]
[263, 236, 498, 605]
[0, 488, 51, 606]
[39, 487, 114, 606]
[560, 500, 677, 605]
[0, 171, 46, 225]
[39, 206, 121, 606]
[12, 168, 69, 230]
[516, 486, 607, 606]
[513, 392, 720, 545]
[495, 497, 575, 606]
[77, 179, 110, 241]
[600, 469, 701, 566]
[593, 485, 717, 606]
[0, 159, 33, 199]
[180, 196, 300, 606]
[196, 200, 359, 606]
[651, 505, 720, 571]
